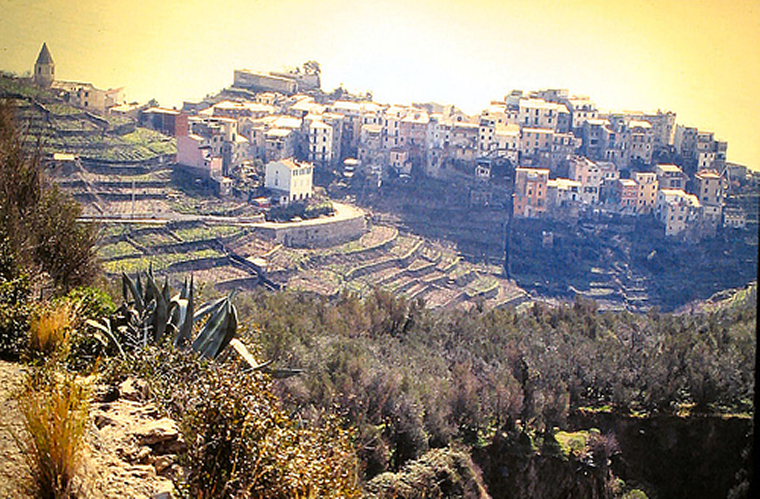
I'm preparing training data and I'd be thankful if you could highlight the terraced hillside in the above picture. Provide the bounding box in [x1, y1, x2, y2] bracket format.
[99, 222, 265, 287]
[238, 224, 528, 310]
[98, 222, 528, 310]
[1, 74, 175, 162]
[54, 162, 262, 218]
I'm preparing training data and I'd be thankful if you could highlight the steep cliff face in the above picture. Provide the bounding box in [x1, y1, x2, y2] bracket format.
[568, 411, 752, 498]
[364, 413, 749, 499]
[473, 431, 616, 499]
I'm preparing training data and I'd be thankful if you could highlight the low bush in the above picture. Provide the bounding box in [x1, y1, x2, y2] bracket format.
[63, 286, 117, 372]
[267, 199, 334, 222]
[107, 346, 361, 498]
[17, 369, 90, 498]
[366, 447, 489, 499]
[267, 201, 307, 222]
[304, 201, 334, 218]
[0, 238, 32, 359]
[29, 302, 75, 359]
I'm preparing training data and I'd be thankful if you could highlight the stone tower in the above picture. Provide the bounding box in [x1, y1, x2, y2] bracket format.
[33, 43, 55, 87]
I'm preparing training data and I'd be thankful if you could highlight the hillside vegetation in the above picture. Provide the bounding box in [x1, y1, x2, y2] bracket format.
[237, 286, 755, 466]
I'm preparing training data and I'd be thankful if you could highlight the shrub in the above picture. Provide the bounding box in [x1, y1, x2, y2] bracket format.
[0, 238, 32, 359]
[65, 286, 116, 321]
[109, 347, 361, 498]
[29, 302, 75, 359]
[16, 370, 90, 498]
[304, 201, 334, 219]
[622, 490, 649, 499]
[267, 201, 307, 222]
[0, 100, 100, 294]
[64, 286, 116, 371]
[587, 431, 620, 468]
[366, 447, 489, 499]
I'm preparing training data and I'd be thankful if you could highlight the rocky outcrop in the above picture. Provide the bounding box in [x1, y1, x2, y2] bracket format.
[84, 378, 184, 498]
[569, 411, 752, 499]
[473, 431, 615, 499]
[366, 447, 490, 499]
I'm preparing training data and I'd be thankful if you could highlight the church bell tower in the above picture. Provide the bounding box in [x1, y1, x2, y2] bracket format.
[33, 42, 55, 88]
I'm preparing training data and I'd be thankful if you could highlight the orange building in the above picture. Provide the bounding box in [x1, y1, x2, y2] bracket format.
[513, 167, 550, 218]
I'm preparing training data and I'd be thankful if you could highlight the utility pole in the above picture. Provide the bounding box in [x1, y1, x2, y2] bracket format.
[131, 178, 136, 219]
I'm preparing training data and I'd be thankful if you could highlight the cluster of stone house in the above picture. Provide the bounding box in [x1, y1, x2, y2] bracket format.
[514, 159, 735, 238]
[41, 52, 722, 234]
[176, 74, 725, 176]
[165, 69, 746, 234]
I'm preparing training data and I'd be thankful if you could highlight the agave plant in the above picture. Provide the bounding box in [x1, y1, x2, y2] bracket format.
[87, 269, 300, 376]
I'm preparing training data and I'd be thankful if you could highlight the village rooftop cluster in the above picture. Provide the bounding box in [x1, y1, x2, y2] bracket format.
[32, 44, 755, 238]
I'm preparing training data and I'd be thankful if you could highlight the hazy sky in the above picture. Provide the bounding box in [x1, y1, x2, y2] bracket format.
[1, 0, 759, 169]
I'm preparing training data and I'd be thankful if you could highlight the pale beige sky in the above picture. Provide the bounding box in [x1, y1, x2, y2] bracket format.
[1, 0, 758, 169]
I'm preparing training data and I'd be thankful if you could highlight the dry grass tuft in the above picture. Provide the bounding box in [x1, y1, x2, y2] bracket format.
[29, 302, 75, 358]
[17, 371, 90, 498]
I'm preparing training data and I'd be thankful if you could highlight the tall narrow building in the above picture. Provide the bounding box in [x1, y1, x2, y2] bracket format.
[33, 43, 55, 87]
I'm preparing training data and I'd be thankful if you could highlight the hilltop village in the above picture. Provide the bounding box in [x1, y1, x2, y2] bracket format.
[5, 43, 757, 310]
[153, 67, 752, 239]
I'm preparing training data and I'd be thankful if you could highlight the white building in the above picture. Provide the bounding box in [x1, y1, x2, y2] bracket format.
[518, 98, 569, 131]
[547, 177, 582, 210]
[264, 158, 314, 204]
[568, 156, 614, 205]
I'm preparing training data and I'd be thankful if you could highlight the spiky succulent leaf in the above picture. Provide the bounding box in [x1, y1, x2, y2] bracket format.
[85, 318, 126, 358]
[135, 273, 144, 305]
[162, 276, 171, 304]
[193, 299, 232, 359]
[175, 276, 194, 348]
[209, 301, 237, 359]
[147, 274, 169, 342]
[123, 272, 143, 312]
[143, 270, 156, 307]
[122, 274, 129, 303]
[193, 296, 227, 323]
[180, 276, 189, 300]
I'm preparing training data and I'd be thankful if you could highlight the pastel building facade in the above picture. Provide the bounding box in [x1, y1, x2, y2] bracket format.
[264, 158, 314, 204]
[656, 189, 702, 236]
[634, 172, 658, 214]
[655, 164, 686, 190]
[513, 167, 549, 218]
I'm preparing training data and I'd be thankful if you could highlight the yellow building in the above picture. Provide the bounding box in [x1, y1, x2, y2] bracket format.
[634, 172, 658, 214]
[513, 167, 550, 218]
[695, 170, 724, 230]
